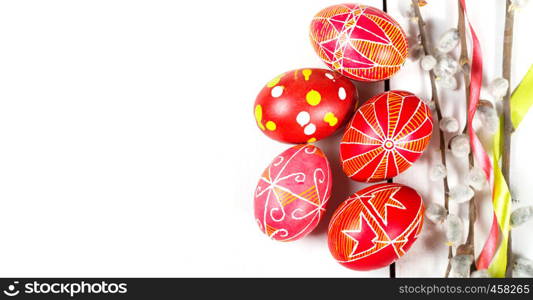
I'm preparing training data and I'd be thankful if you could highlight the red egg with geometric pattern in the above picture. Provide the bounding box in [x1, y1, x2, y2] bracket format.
[254, 68, 358, 144]
[328, 183, 424, 271]
[340, 90, 433, 182]
[310, 4, 408, 82]
[254, 144, 332, 241]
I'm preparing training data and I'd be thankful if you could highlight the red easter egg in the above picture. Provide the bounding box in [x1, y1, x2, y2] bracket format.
[310, 4, 408, 82]
[254, 68, 358, 144]
[254, 144, 332, 241]
[328, 183, 424, 271]
[340, 90, 433, 182]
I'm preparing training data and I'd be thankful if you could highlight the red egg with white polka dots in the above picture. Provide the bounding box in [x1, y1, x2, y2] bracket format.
[254, 68, 358, 143]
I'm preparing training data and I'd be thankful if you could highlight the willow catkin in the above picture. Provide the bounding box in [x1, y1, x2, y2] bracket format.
[450, 134, 470, 157]
[488, 77, 509, 99]
[439, 117, 460, 133]
[467, 167, 487, 191]
[510, 206, 533, 227]
[437, 28, 460, 53]
[470, 270, 490, 278]
[445, 214, 464, 246]
[449, 184, 475, 204]
[512, 257, 533, 278]
[434, 55, 460, 77]
[449, 254, 474, 278]
[425, 203, 448, 225]
[421, 55, 437, 71]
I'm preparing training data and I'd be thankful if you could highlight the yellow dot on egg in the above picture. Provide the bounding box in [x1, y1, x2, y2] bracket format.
[307, 137, 317, 143]
[302, 69, 312, 81]
[255, 105, 265, 131]
[306, 90, 321, 106]
[266, 121, 277, 131]
[323, 112, 338, 126]
[266, 73, 284, 88]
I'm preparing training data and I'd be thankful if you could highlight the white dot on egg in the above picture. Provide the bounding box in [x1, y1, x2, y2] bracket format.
[325, 73, 335, 80]
[296, 111, 311, 126]
[304, 123, 316, 135]
[338, 87, 346, 100]
[271, 86, 284, 98]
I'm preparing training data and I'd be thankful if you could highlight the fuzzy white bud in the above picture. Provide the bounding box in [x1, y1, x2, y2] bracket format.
[445, 214, 464, 246]
[510, 206, 533, 227]
[450, 134, 470, 157]
[489, 78, 509, 99]
[425, 203, 448, 224]
[421, 55, 437, 71]
[470, 270, 490, 278]
[467, 167, 487, 191]
[512, 257, 533, 278]
[449, 254, 474, 278]
[439, 117, 459, 133]
[477, 105, 500, 133]
[434, 55, 460, 78]
[449, 184, 475, 203]
[436, 75, 458, 90]
[437, 29, 460, 53]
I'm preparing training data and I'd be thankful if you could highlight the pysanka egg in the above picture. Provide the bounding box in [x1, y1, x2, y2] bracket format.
[254, 68, 358, 144]
[254, 144, 332, 241]
[310, 3, 408, 82]
[340, 90, 433, 182]
[328, 183, 425, 271]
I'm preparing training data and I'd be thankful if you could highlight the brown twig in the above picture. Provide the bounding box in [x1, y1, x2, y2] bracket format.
[411, 0, 453, 277]
[502, 0, 515, 278]
[457, 0, 477, 271]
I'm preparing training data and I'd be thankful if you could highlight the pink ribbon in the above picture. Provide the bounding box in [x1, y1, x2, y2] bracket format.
[458, 0, 498, 270]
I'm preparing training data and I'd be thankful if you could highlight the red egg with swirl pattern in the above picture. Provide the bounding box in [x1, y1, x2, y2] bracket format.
[340, 90, 433, 182]
[310, 3, 408, 82]
[254, 144, 332, 241]
[254, 68, 358, 144]
[328, 183, 425, 271]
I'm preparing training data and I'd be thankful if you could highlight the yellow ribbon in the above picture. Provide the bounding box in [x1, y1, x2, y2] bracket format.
[489, 64, 533, 277]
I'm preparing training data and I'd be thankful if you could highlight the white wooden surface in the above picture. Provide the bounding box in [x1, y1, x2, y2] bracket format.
[0, 0, 531, 277]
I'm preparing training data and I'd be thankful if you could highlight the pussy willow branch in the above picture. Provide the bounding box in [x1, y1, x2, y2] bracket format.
[411, 0, 453, 277]
[502, 0, 515, 278]
[457, 0, 477, 269]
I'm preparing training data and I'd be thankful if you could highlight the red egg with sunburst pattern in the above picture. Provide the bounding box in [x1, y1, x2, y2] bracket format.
[254, 68, 358, 144]
[328, 183, 424, 271]
[340, 90, 433, 182]
[310, 3, 408, 82]
[254, 144, 332, 241]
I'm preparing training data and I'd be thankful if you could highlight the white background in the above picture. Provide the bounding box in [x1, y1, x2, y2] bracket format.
[0, 0, 532, 277]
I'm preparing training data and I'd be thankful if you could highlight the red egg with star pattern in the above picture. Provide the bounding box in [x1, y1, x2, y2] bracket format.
[310, 3, 408, 82]
[340, 90, 433, 182]
[254, 144, 332, 241]
[328, 183, 425, 271]
[254, 68, 358, 144]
